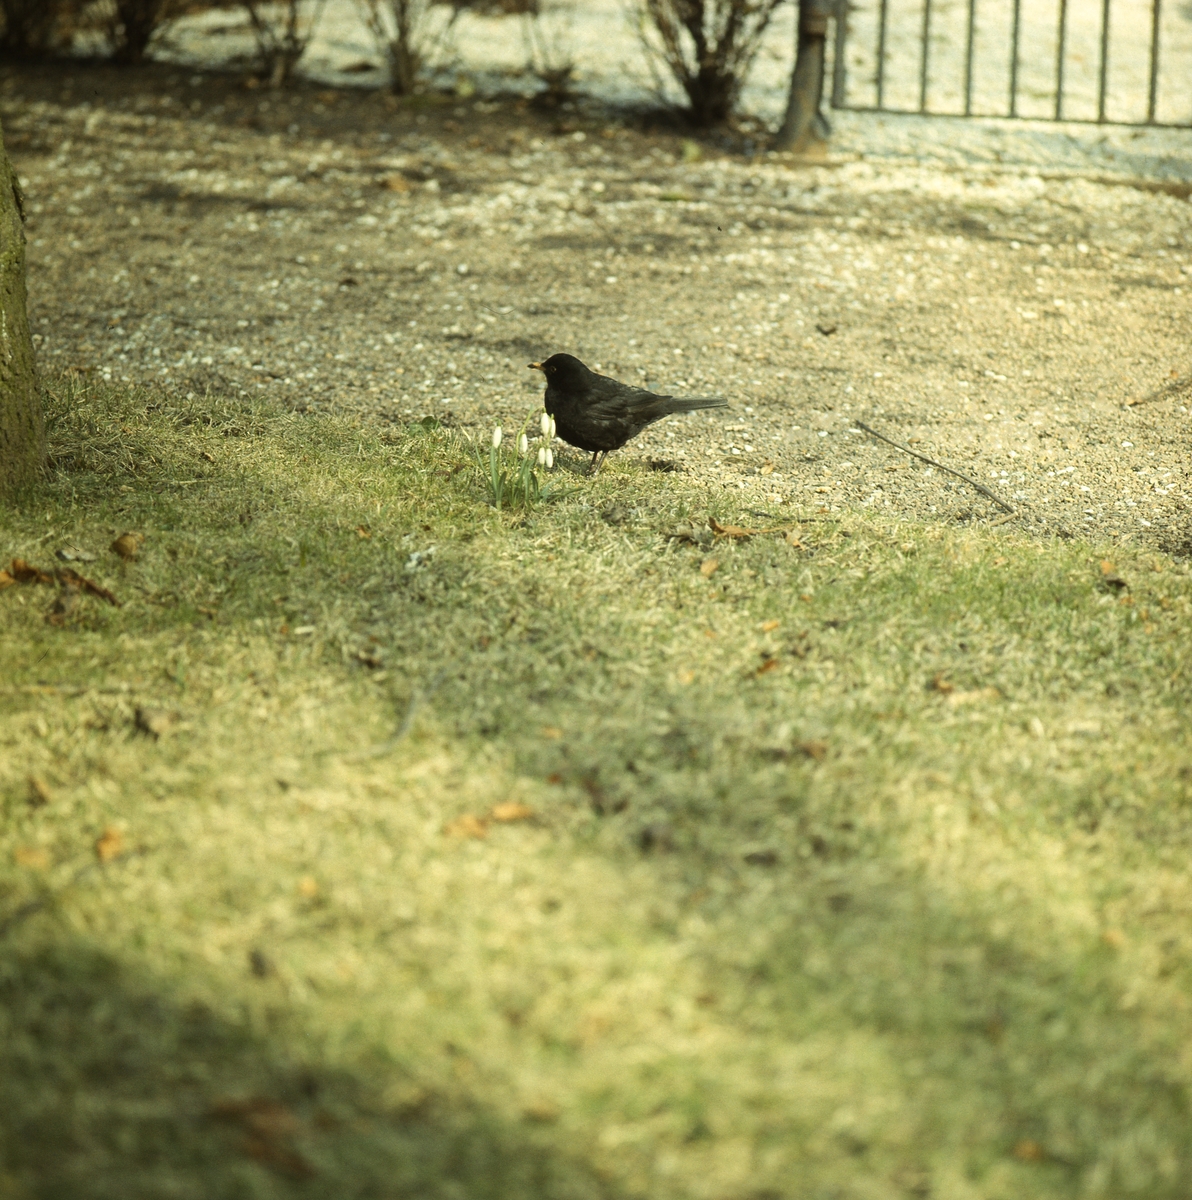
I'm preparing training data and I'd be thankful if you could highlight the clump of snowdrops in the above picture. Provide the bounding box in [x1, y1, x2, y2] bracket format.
[479, 410, 557, 509]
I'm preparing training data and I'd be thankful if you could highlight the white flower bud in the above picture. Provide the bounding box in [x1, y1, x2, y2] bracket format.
[549, 417, 557, 440]
[517, 432, 529, 455]
[540, 412, 551, 438]
[537, 446, 547, 467]
[545, 448, 554, 469]
[491, 426, 502, 449]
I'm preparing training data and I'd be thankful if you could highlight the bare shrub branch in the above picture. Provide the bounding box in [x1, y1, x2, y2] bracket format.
[640, 0, 785, 126]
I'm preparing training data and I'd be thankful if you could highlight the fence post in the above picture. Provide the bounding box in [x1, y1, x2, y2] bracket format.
[774, 0, 833, 153]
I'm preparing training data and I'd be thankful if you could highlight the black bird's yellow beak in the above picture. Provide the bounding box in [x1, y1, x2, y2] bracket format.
[528, 362, 544, 372]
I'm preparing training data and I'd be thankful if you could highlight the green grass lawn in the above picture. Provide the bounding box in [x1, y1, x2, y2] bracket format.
[2, 375, 1191, 1200]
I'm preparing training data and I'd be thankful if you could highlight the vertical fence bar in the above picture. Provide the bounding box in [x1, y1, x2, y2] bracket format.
[1055, 0, 1069, 119]
[876, 0, 890, 108]
[1147, 0, 1161, 122]
[1097, 0, 1112, 121]
[1009, 0, 1022, 116]
[831, 0, 848, 108]
[963, 0, 977, 115]
[919, 0, 933, 112]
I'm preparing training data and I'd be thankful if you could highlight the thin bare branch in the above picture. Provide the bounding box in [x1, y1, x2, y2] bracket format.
[855, 421, 1017, 515]
[341, 669, 449, 762]
[1125, 372, 1192, 409]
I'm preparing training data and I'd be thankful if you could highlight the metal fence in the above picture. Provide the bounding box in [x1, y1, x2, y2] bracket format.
[830, 0, 1192, 126]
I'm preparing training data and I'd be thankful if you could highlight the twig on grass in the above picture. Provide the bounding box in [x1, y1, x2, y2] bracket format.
[342, 670, 449, 762]
[854, 422, 1017, 515]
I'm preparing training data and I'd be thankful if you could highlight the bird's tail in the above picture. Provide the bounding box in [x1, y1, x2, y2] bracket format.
[664, 397, 729, 413]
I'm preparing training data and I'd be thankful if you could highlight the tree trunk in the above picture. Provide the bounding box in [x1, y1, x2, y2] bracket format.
[774, 0, 832, 153]
[0, 117, 43, 499]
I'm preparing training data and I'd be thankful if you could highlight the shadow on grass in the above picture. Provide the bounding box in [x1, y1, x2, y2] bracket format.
[0, 931, 619, 1200]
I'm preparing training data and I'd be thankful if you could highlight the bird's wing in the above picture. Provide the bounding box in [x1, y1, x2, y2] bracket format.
[587, 381, 675, 425]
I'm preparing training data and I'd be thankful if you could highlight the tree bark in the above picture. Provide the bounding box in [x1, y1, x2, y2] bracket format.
[774, 0, 832, 153]
[0, 117, 43, 499]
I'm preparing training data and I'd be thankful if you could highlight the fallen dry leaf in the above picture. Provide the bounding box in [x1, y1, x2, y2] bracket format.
[929, 673, 955, 695]
[798, 739, 828, 761]
[1012, 1140, 1046, 1163]
[490, 802, 534, 823]
[95, 827, 124, 863]
[992, 556, 1009, 567]
[709, 517, 756, 539]
[27, 776, 51, 807]
[756, 656, 780, 676]
[1099, 560, 1129, 592]
[700, 557, 719, 578]
[10, 558, 54, 585]
[0, 568, 14, 590]
[355, 524, 372, 539]
[444, 814, 488, 839]
[14, 846, 49, 869]
[761, 619, 780, 632]
[110, 533, 143, 561]
[785, 531, 806, 550]
[760, 461, 775, 476]
[58, 568, 120, 606]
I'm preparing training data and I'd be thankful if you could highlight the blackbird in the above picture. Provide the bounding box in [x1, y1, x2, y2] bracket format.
[528, 353, 728, 472]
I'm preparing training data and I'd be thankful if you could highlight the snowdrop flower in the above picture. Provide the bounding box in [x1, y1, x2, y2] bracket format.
[540, 412, 551, 438]
[518, 432, 529, 455]
[545, 448, 554, 469]
[492, 426, 502, 449]
[537, 446, 547, 467]
[549, 416, 556, 440]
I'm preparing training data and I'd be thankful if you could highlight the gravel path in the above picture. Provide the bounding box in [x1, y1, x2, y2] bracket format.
[4, 62, 1190, 551]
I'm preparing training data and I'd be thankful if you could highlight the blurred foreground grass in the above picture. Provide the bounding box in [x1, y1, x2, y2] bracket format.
[2, 375, 1191, 1200]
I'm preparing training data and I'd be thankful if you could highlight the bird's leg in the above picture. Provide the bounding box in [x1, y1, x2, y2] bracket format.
[589, 452, 601, 474]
